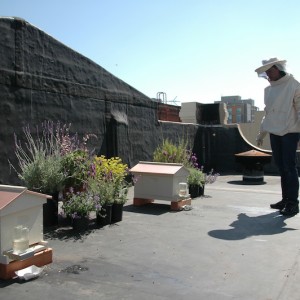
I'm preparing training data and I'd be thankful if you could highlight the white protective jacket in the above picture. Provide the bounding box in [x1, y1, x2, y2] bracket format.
[258, 74, 300, 140]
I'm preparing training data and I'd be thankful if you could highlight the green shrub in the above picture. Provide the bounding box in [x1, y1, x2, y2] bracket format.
[153, 137, 195, 168]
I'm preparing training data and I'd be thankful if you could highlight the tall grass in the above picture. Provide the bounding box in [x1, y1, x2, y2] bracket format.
[153, 137, 196, 169]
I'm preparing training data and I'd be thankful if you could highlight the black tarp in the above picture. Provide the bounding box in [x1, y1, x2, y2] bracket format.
[0, 17, 276, 185]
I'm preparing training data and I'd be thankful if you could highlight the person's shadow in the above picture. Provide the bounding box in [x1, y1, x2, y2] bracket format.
[208, 212, 297, 240]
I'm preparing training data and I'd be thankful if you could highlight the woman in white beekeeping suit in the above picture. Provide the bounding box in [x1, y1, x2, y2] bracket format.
[255, 57, 300, 216]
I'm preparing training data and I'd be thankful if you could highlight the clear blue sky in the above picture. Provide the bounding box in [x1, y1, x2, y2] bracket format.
[1, 0, 300, 110]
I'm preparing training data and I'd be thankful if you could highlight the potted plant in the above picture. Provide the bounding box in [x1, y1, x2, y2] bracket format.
[197, 167, 220, 196]
[62, 189, 96, 230]
[111, 184, 129, 223]
[11, 122, 66, 227]
[11, 121, 99, 227]
[187, 168, 205, 198]
[87, 176, 114, 226]
[61, 149, 93, 192]
[92, 156, 129, 225]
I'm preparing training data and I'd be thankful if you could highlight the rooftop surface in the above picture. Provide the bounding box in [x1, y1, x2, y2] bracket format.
[1, 174, 300, 300]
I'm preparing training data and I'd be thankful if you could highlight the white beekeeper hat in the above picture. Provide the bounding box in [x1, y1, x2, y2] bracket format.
[255, 57, 287, 76]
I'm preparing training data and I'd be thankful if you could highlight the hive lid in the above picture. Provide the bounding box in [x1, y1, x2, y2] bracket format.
[0, 185, 50, 211]
[235, 150, 271, 157]
[130, 161, 187, 175]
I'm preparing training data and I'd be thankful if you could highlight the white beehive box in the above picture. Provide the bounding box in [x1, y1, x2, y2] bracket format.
[0, 185, 49, 264]
[130, 162, 189, 201]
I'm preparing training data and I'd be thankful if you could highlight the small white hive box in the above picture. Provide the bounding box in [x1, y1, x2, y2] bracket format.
[130, 161, 190, 203]
[0, 184, 50, 264]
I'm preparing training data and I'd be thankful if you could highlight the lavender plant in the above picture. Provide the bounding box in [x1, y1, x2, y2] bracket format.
[203, 168, 220, 184]
[62, 188, 97, 219]
[11, 121, 96, 194]
[187, 167, 205, 186]
[11, 122, 65, 194]
[153, 137, 196, 169]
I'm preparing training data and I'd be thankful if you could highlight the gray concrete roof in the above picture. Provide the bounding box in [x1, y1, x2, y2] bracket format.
[2, 175, 300, 300]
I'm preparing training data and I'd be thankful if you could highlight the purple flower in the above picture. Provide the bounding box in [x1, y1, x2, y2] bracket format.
[191, 155, 197, 162]
[95, 204, 101, 210]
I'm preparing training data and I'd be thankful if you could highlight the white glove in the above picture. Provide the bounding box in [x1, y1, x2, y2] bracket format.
[256, 131, 267, 147]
